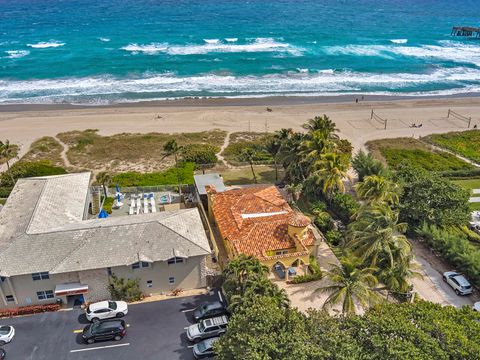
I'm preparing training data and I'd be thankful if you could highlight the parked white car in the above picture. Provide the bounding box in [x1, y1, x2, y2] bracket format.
[442, 271, 473, 295]
[85, 300, 128, 322]
[473, 302, 480, 312]
[0, 325, 15, 345]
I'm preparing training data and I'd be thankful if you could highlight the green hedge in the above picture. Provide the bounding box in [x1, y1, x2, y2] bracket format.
[181, 144, 218, 165]
[112, 162, 195, 187]
[416, 224, 480, 287]
[288, 255, 322, 284]
[0, 160, 67, 190]
[330, 193, 360, 224]
[103, 197, 114, 214]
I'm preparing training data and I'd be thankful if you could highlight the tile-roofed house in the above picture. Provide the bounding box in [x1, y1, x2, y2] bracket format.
[0, 173, 211, 308]
[207, 185, 320, 279]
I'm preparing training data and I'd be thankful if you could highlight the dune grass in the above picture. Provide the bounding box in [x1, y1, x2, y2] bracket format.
[21, 136, 64, 167]
[366, 137, 473, 172]
[426, 130, 480, 163]
[221, 132, 273, 164]
[57, 129, 226, 172]
[218, 165, 283, 185]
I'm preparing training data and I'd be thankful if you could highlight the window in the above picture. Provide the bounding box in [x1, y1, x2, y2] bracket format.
[5, 295, 14, 302]
[36, 290, 54, 301]
[132, 262, 150, 270]
[146, 280, 153, 288]
[275, 250, 289, 256]
[32, 272, 49, 281]
[107, 267, 112, 276]
[0, 277, 5, 282]
[168, 277, 175, 284]
[167, 257, 184, 265]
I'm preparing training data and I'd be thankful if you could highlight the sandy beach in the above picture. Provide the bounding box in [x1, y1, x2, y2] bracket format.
[1, 96, 480, 164]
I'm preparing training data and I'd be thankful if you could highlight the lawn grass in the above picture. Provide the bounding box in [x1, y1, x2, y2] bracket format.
[21, 136, 64, 167]
[426, 130, 480, 163]
[215, 165, 283, 185]
[222, 132, 273, 165]
[112, 162, 195, 187]
[469, 202, 480, 211]
[452, 178, 480, 193]
[57, 129, 226, 172]
[366, 137, 473, 172]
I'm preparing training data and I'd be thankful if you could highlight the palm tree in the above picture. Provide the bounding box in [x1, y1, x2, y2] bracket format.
[264, 138, 282, 182]
[163, 139, 183, 195]
[300, 130, 335, 172]
[347, 204, 411, 268]
[315, 256, 381, 316]
[240, 147, 258, 184]
[355, 175, 400, 205]
[223, 254, 269, 295]
[312, 151, 350, 202]
[351, 150, 386, 181]
[278, 132, 307, 183]
[96, 171, 111, 198]
[0, 140, 19, 182]
[228, 277, 290, 312]
[302, 115, 339, 139]
[379, 258, 422, 294]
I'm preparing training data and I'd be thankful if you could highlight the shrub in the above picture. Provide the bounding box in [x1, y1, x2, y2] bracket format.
[325, 230, 343, 246]
[309, 254, 322, 275]
[309, 201, 327, 214]
[330, 193, 360, 224]
[0, 160, 67, 188]
[351, 150, 385, 181]
[108, 274, 143, 302]
[0, 304, 60, 318]
[112, 162, 195, 186]
[289, 272, 322, 284]
[314, 212, 332, 233]
[181, 144, 218, 165]
[0, 187, 12, 198]
[102, 197, 114, 214]
[426, 130, 480, 163]
[416, 224, 480, 287]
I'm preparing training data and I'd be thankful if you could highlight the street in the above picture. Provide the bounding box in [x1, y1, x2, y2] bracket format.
[0, 291, 220, 360]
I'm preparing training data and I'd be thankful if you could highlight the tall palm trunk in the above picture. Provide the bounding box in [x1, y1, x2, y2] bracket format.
[174, 153, 182, 196]
[273, 155, 278, 182]
[249, 161, 257, 184]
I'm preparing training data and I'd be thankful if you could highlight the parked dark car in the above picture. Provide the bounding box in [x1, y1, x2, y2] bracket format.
[82, 319, 126, 344]
[0, 348, 5, 360]
[193, 301, 228, 321]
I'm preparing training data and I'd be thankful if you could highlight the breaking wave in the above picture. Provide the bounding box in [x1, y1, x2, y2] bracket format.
[27, 41, 65, 48]
[4, 50, 30, 59]
[2, 66, 480, 104]
[390, 39, 408, 44]
[121, 38, 302, 56]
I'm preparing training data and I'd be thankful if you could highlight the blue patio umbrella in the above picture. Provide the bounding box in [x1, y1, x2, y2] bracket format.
[117, 193, 121, 203]
[116, 183, 120, 193]
[98, 209, 109, 218]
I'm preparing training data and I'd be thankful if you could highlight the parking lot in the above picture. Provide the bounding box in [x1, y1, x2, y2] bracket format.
[0, 291, 220, 360]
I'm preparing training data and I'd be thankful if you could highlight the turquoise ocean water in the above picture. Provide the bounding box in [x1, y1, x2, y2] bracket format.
[1, 0, 480, 104]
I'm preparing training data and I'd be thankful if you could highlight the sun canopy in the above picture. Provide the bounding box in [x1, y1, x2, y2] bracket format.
[55, 283, 88, 296]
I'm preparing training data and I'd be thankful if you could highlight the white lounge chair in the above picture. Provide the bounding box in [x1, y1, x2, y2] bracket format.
[129, 206, 134, 215]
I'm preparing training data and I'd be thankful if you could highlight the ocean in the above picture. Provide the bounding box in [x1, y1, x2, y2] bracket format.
[1, 0, 480, 104]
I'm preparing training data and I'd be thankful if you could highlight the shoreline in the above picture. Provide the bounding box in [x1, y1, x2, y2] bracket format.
[1, 95, 480, 172]
[1, 92, 480, 112]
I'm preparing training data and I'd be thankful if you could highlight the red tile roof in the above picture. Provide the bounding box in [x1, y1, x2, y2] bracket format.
[210, 186, 315, 260]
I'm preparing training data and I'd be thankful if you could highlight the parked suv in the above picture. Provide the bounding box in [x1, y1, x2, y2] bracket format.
[443, 271, 473, 295]
[193, 301, 228, 321]
[86, 300, 128, 322]
[82, 319, 126, 344]
[187, 315, 228, 342]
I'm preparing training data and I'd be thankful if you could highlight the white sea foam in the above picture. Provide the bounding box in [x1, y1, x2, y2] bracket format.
[5, 50, 30, 59]
[225, 38, 238, 42]
[318, 69, 335, 75]
[297, 68, 309, 73]
[121, 38, 302, 56]
[98, 37, 111, 42]
[390, 39, 408, 44]
[2, 66, 480, 104]
[325, 41, 480, 66]
[204, 39, 220, 44]
[27, 41, 65, 48]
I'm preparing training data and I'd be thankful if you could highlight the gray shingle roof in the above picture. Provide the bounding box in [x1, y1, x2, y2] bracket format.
[0, 173, 210, 277]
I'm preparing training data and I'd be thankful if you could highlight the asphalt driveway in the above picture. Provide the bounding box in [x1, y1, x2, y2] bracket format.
[0, 291, 220, 360]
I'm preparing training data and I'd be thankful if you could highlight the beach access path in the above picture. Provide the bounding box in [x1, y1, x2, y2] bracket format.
[1, 96, 480, 172]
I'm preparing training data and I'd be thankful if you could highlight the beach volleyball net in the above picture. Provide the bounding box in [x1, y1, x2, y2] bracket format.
[447, 109, 472, 128]
[370, 110, 387, 130]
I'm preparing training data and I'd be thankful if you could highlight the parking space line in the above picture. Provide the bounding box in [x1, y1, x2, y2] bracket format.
[187, 345, 195, 348]
[181, 308, 195, 313]
[183, 326, 190, 329]
[218, 291, 223, 303]
[70, 343, 130, 353]
[73, 330, 83, 333]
